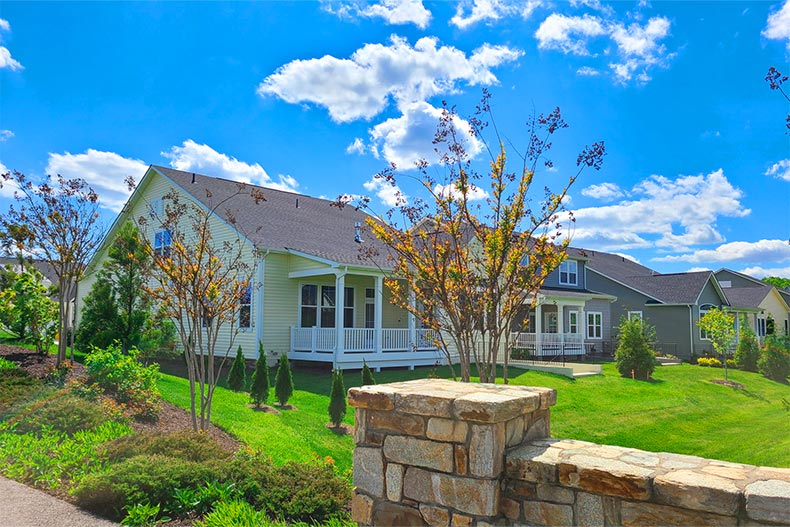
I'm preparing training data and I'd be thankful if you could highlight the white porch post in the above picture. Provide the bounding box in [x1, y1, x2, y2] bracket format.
[334, 273, 345, 368]
[408, 289, 416, 349]
[535, 303, 543, 356]
[557, 303, 565, 351]
[375, 275, 383, 355]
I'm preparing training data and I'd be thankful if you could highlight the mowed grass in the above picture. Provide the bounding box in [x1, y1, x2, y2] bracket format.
[159, 362, 790, 473]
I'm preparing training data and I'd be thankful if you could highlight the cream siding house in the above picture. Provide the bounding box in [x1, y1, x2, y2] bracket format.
[715, 269, 790, 341]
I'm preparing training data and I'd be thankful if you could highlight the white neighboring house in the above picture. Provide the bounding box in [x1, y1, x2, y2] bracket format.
[77, 165, 447, 370]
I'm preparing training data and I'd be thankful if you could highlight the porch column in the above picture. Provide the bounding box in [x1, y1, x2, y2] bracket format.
[557, 302, 565, 349]
[535, 303, 543, 356]
[408, 289, 416, 348]
[374, 275, 383, 355]
[335, 273, 346, 366]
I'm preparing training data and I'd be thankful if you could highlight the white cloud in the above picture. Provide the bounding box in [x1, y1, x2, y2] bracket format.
[576, 66, 600, 76]
[346, 138, 367, 155]
[0, 161, 21, 199]
[655, 240, 790, 264]
[361, 0, 432, 28]
[0, 130, 13, 142]
[739, 265, 790, 279]
[765, 159, 790, 181]
[363, 176, 406, 207]
[0, 19, 22, 71]
[535, 14, 607, 55]
[368, 101, 482, 168]
[0, 19, 9, 32]
[45, 149, 148, 213]
[581, 182, 623, 201]
[608, 17, 674, 84]
[161, 140, 299, 192]
[763, 0, 790, 46]
[434, 181, 489, 201]
[451, 0, 542, 29]
[568, 169, 749, 251]
[257, 36, 522, 123]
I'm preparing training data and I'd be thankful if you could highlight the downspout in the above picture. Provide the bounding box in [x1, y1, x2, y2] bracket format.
[688, 305, 695, 359]
[255, 250, 269, 353]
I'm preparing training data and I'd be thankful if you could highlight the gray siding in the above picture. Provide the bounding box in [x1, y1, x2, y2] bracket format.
[644, 306, 693, 359]
[543, 259, 586, 290]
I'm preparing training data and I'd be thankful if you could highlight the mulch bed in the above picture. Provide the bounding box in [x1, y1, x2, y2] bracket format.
[711, 379, 747, 390]
[0, 343, 241, 452]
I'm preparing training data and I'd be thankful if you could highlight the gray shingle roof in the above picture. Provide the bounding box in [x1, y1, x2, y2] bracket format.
[722, 286, 770, 310]
[151, 166, 393, 269]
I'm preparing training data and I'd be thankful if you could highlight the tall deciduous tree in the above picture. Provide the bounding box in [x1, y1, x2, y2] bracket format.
[136, 185, 262, 431]
[697, 307, 736, 381]
[342, 92, 605, 383]
[0, 171, 104, 365]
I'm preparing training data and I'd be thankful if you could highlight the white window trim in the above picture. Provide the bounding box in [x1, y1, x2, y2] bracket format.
[586, 311, 602, 340]
[628, 311, 643, 321]
[238, 283, 252, 331]
[699, 304, 715, 340]
[568, 311, 579, 334]
[298, 283, 355, 328]
[559, 260, 578, 286]
[153, 229, 172, 257]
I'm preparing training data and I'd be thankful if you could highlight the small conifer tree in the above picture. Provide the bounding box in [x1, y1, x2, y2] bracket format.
[274, 353, 294, 407]
[328, 369, 347, 427]
[249, 342, 269, 407]
[227, 345, 247, 392]
[615, 316, 657, 380]
[734, 317, 760, 372]
[361, 359, 376, 386]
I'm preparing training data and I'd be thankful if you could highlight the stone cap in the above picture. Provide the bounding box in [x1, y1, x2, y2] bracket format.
[348, 379, 557, 423]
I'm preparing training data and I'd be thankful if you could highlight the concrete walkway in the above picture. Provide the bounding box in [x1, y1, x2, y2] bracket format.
[0, 476, 118, 526]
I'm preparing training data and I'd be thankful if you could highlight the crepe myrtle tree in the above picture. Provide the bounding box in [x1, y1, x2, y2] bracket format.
[337, 91, 605, 383]
[0, 171, 104, 365]
[135, 182, 264, 431]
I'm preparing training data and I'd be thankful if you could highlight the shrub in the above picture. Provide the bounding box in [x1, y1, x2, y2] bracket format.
[758, 336, 790, 382]
[0, 357, 17, 370]
[697, 357, 723, 368]
[84, 344, 162, 420]
[0, 368, 44, 413]
[328, 370, 346, 427]
[196, 500, 265, 527]
[735, 319, 760, 372]
[121, 503, 166, 527]
[361, 360, 375, 386]
[102, 431, 233, 464]
[13, 393, 106, 435]
[227, 346, 247, 392]
[74, 454, 224, 520]
[274, 354, 294, 407]
[614, 317, 657, 380]
[249, 343, 269, 408]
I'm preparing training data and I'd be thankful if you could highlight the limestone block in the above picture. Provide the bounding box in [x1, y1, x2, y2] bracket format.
[745, 479, 790, 524]
[536, 484, 575, 504]
[559, 454, 653, 500]
[451, 513, 474, 527]
[420, 504, 451, 527]
[403, 467, 500, 517]
[427, 417, 468, 443]
[384, 435, 454, 473]
[653, 469, 740, 515]
[455, 444, 468, 475]
[469, 423, 506, 478]
[620, 501, 736, 527]
[352, 491, 374, 526]
[365, 430, 385, 446]
[602, 496, 621, 527]
[454, 391, 541, 423]
[506, 443, 561, 484]
[348, 385, 397, 411]
[386, 463, 405, 502]
[505, 415, 526, 447]
[506, 480, 537, 500]
[524, 412, 550, 442]
[373, 501, 427, 526]
[368, 409, 426, 436]
[396, 389, 456, 418]
[574, 492, 604, 527]
[522, 501, 574, 526]
[353, 447, 385, 497]
[354, 409, 367, 445]
[501, 497, 522, 521]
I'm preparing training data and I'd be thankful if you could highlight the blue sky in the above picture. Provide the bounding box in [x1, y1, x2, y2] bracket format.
[0, 1, 788, 277]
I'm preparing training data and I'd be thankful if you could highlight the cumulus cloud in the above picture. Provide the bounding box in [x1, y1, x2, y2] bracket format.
[763, 0, 790, 46]
[368, 101, 482, 168]
[363, 175, 406, 207]
[567, 169, 749, 251]
[580, 182, 624, 201]
[434, 181, 489, 201]
[45, 149, 148, 213]
[0, 161, 17, 198]
[346, 138, 367, 155]
[162, 140, 299, 192]
[576, 66, 600, 76]
[257, 36, 522, 123]
[451, 0, 542, 29]
[0, 130, 13, 142]
[655, 239, 790, 264]
[535, 14, 607, 55]
[740, 265, 790, 280]
[322, 0, 432, 28]
[765, 159, 790, 181]
[608, 17, 674, 84]
[0, 19, 22, 71]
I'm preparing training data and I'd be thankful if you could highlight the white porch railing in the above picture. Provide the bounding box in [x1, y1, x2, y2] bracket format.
[291, 327, 336, 353]
[510, 332, 585, 356]
[291, 327, 438, 354]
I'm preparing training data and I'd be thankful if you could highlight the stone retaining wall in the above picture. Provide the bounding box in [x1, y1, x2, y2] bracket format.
[349, 379, 790, 526]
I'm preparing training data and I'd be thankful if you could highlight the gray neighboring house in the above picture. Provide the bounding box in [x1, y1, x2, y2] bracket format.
[714, 269, 790, 342]
[580, 249, 732, 360]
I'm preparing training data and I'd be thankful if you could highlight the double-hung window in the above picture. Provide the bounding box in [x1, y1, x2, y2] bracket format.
[586, 312, 602, 339]
[699, 304, 714, 339]
[238, 283, 251, 330]
[300, 285, 354, 328]
[559, 260, 578, 286]
[628, 311, 643, 322]
[154, 229, 172, 257]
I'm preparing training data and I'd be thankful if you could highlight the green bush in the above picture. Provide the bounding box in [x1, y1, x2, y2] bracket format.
[0, 357, 17, 370]
[13, 394, 106, 435]
[361, 360, 375, 386]
[121, 502, 167, 527]
[196, 500, 265, 527]
[735, 320, 760, 372]
[614, 317, 657, 380]
[0, 368, 43, 413]
[274, 354, 294, 407]
[102, 431, 233, 464]
[758, 336, 790, 382]
[75, 454, 224, 520]
[84, 344, 162, 420]
[249, 343, 269, 408]
[697, 357, 722, 367]
[228, 346, 247, 392]
[328, 370, 346, 427]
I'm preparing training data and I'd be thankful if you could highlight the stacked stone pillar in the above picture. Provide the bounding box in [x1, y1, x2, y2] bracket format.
[349, 379, 557, 526]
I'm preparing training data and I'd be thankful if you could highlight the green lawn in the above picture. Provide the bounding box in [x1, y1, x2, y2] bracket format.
[158, 362, 790, 474]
